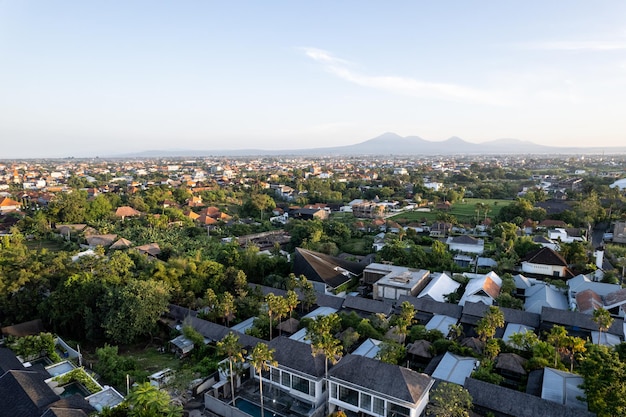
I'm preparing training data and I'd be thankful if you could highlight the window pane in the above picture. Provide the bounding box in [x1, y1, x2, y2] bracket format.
[338, 385, 359, 406]
[281, 372, 291, 388]
[330, 383, 337, 399]
[271, 368, 280, 383]
[292, 375, 310, 395]
[388, 403, 410, 417]
[360, 393, 372, 411]
[310, 381, 316, 397]
[373, 397, 385, 416]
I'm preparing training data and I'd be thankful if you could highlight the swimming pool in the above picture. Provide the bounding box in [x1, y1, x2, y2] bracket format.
[235, 398, 279, 417]
[46, 360, 76, 377]
[60, 381, 91, 398]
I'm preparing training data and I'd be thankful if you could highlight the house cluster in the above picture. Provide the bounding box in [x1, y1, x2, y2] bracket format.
[168, 266, 607, 417]
[163, 244, 626, 417]
[0, 321, 124, 416]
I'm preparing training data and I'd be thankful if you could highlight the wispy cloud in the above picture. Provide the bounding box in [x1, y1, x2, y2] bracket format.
[521, 40, 626, 51]
[301, 47, 507, 105]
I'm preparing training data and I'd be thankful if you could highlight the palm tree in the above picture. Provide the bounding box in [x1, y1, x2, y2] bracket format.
[265, 293, 280, 340]
[395, 301, 416, 342]
[125, 381, 182, 417]
[249, 343, 277, 417]
[221, 292, 236, 327]
[285, 290, 299, 321]
[476, 306, 504, 342]
[305, 313, 343, 413]
[216, 332, 246, 406]
[592, 307, 614, 345]
[546, 325, 568, 367]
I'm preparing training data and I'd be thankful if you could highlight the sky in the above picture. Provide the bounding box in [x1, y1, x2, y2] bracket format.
[1, 1, 626, 158]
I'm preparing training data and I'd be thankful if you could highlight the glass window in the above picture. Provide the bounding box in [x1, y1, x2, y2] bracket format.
[292, 375, 310, 395]
[330, 383, 337, 399]
[338, 385, 359, 406]
[360, 393, 372, 411]
[271, 368, 280, 383]
[388, 403, 411, 417]
[310, 381, 316, 397]
[281, 372, 291, 388]
[373, 397, 385, 416]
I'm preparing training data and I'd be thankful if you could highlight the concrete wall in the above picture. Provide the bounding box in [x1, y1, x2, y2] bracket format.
[205, 394, 251, 417]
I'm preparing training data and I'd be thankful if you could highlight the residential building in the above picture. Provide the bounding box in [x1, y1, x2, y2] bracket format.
[328, 355, 434, 417]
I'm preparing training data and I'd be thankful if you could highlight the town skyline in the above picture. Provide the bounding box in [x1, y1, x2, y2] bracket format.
[2, 1, 626, 158]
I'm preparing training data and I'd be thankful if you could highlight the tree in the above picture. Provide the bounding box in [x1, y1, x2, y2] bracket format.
[592, 307, 614, 345]
[216, 332, 246, 406]
[265, 293, 282, 340]
[248, 194, 276, 220]
[249, 343, 277, 417]
[94, 344, 138, 390]
[305, 313, 343, 412]
[297, 275, 316, 312]
[578, 344, 626, 417]
[376, 340, 406, 365]
[102, 279, 171, 344]
[475, 306, 504, 342]
[426, 382, 472, 417]
[285, 290, 299, 321]
[566, 335, 587, 372]
[220, 292, 236, 327]
[125, 382, 182, 417]
[546, 325, 569, 367]
[395, 301, 416, 342]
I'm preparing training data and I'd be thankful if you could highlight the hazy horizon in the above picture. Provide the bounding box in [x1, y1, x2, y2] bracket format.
[2, 1, 626, 158]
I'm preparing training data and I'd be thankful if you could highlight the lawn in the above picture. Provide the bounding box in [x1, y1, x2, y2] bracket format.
[390, 198, 512, 224]
[119, 345, 182, 376]
[24, 239, 67, 252]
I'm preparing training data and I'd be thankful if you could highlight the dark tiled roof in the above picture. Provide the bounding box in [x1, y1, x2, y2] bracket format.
[186, 316, 229, 342]
[449, 235, 480, 245]
[330, 355, 434, 404]
[268, 336, 326, 378]
[0, 370, 60, 417]
[46, 394, 95, 414]
[41, 408, 88, 417]
[0, 348, 24, 374]
[294, 248, 365, 289]
[494, 353, 527, 375]
[521, 247, 568, 267]
[464, 377, 595, 417]
[461, 302, 540, 328]
[342, 295, 393, 316]
[167, 304, 198, 322]
[398, 295, 463, 319]
[541, 306, 624, 336]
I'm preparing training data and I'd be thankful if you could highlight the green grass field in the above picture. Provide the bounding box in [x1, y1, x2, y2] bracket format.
[24, 239, 67, 252]
[390, 198, 512, 224]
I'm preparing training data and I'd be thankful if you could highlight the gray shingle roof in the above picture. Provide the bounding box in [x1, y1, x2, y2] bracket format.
[541, 306, 624, 336]
[397, 295, 463, 319]
[0, 370, 60, 417]
[0, 348, 24, 374]
[329, 354, 434, 405]
[268, 336, 326, 378]
[342, 295, 393, 316]
[464, 377, 595, 417]
[461, 302, 540, 328]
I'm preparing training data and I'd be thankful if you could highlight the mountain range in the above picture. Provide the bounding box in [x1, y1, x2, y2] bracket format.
[110, 132, 626, 158]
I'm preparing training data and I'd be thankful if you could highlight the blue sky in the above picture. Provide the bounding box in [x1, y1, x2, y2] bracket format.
[1, 1, 625, 157]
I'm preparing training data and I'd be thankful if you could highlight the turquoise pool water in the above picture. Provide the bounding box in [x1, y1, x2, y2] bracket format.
[235, 398, 278, 417]
[60, 381, 90, 398]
